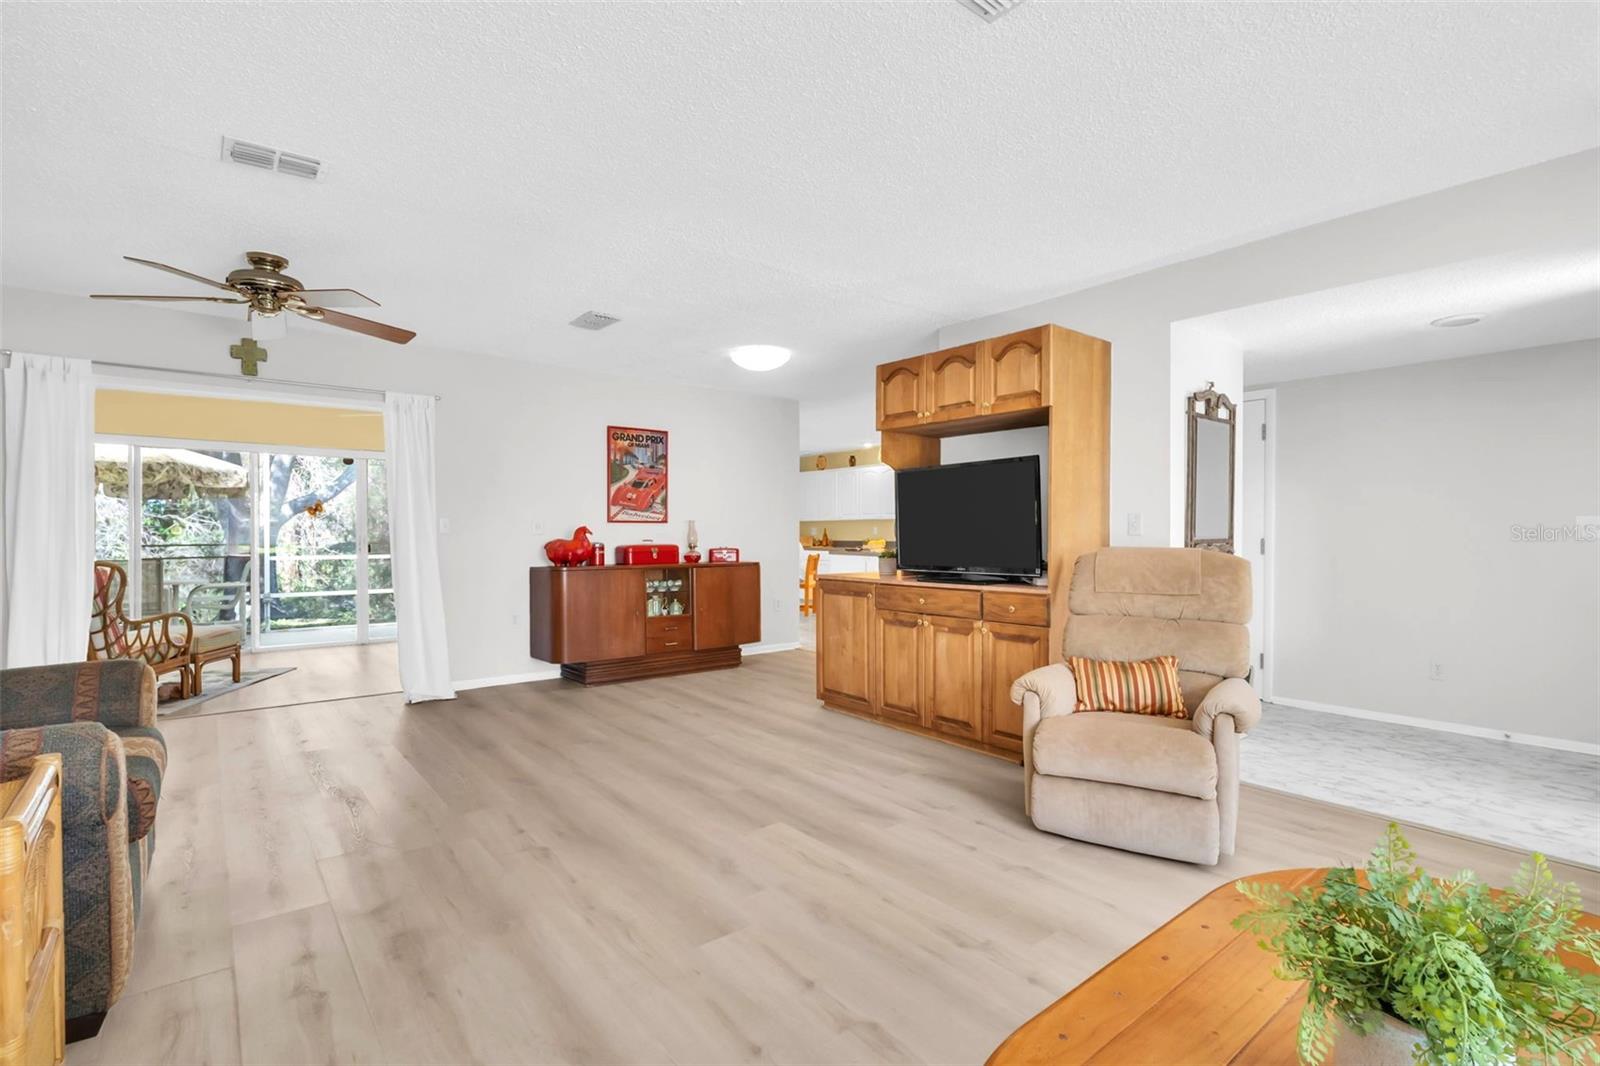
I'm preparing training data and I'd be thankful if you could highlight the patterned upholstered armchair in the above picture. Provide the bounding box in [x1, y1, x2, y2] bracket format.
[89, 560, 194, 698]
[0, 660, 166, 1040]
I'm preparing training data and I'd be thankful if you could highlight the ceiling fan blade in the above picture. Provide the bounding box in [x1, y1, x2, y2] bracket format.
[291, 288, 380, 308]
[123, 256, 236, 292]
[90, 294, 248, 303]
[295, 305, 415, 344]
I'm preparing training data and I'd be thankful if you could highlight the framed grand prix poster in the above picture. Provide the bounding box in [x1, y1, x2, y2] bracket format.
[607, 425, 669, 523]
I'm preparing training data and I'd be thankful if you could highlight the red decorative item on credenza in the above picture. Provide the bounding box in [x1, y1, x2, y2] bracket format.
[707, 547, 740, 563]
[616, 543, 680, 566]
[544, 526, 595, 567]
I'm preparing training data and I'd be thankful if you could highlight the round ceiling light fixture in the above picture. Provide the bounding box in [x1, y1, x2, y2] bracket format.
[729, 344, 792, 371]
[1430, 313, 1486, 328]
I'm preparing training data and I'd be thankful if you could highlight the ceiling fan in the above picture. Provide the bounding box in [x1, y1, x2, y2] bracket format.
[90, 251, 416, 344]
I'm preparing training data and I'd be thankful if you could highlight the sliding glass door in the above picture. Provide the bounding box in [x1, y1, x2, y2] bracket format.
[94, 440, 392, 648]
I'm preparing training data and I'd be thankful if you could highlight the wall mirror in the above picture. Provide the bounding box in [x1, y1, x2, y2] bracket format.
[1185, 384, 1236, 552]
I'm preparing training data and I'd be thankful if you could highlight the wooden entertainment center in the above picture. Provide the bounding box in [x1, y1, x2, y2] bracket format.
[815, 323, 1110, 760]
[529, 562, 760, 683]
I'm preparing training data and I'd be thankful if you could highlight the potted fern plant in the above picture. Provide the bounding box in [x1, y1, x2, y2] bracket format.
[1235, 825, 1600, 1065]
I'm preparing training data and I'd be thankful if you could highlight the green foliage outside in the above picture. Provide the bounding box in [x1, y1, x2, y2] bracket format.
[95, 450, 392, 631]
[1234, 824, 1600, 1065]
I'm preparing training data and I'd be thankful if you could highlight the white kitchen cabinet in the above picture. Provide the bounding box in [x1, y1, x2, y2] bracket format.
[799, 464, 895, 521]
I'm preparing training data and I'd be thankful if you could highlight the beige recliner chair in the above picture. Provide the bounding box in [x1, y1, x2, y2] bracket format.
[1011, 548, 1260, 865]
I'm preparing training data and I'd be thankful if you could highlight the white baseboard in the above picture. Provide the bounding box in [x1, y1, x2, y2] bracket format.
[745, 641, 801, 656]
[453, 667, 561, 691]
[452, 642, 801, 693]
[1269, 696, 1600, 757]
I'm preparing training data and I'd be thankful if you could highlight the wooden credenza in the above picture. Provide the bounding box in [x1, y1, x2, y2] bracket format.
[815, 573, 1051, 760]
[529, 562, 761, 684]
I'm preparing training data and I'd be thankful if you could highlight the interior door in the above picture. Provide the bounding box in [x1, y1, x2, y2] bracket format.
[925, 344, 982, 424]
[921, 615, 983, 737]
[872, 608, 925, 723]
[981, 621, 1050, 753]
[1242, 397, 1269, 695]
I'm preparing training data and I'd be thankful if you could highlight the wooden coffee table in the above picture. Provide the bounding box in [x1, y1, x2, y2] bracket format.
[986, 867, 1598, 1065]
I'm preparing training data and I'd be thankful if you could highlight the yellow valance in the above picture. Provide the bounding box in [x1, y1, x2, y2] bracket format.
[95, 389, 384, 453]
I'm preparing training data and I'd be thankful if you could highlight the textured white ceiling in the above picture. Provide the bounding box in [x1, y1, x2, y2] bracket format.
[1198, 250, 1600, 383]
[3, 1, 1597, 399]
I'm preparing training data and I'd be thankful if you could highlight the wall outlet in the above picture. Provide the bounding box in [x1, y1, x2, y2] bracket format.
[1428, 661, 1445, 681]
[438, 516, 451, 534]
[510, 610, 522, 627]
[1126, 512, 1143, 537]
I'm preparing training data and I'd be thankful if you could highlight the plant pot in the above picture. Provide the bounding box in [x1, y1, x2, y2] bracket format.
[1330, 1012, 1425, 1065]
[877, 557, 897, 577]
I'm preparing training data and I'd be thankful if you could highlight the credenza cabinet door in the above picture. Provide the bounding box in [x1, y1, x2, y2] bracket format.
[922, 615, 984, 738]
[872, 608, 925, 724]
[817, 582, 874, 709]
[925, 344, 982, 424]
[692, 564, 761, 650]
[551, 567, 647, 663]
[876, 355, 928, 430]
[980, 327, 1049, 417]
[981, 621, 1051, 753]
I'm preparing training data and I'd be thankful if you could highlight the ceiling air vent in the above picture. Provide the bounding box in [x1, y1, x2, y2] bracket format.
[221, 136, 327, 181]
[569, 311, 621, 331]
[955, 0, 1026, 22]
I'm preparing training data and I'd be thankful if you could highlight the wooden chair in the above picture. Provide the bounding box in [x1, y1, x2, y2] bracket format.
[798, 552, 821, 617]
[182, 566, 247, 696]
[89, 561, 194, 698]
[0, 754, 65, 1066]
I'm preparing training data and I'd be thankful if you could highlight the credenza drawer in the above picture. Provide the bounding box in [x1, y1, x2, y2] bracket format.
[874, 583, 981, 619]
[982, 590, 1049, 627]
[647, 616, 691, 637]
[646, 632, 691, 655]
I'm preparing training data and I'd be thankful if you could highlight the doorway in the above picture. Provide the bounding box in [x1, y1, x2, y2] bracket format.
[1241, 392, 1273, 697]
[93, 441, 395, 650]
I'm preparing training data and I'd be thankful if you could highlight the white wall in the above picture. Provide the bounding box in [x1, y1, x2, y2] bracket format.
[1265, 340, 1599, 747]
[0, 287, 800, 686]
[934, 150, 1599, 549]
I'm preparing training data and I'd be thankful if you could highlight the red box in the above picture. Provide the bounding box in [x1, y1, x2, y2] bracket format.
[616, 543, 680, 565]
[707, 547, 740, 563]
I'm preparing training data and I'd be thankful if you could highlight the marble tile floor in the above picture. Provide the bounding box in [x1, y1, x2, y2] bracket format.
[1242, 702, 1599, 868]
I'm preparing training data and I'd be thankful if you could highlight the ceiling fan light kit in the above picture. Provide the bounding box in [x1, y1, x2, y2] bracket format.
[90, 251, 416, 344]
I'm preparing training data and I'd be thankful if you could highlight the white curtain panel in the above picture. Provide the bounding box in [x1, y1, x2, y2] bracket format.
[2, 353, 95, 668]
[384, 391, 456, 702]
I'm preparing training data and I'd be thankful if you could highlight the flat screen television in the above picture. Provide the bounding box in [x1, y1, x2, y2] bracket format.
[895, 456, 1043, 582]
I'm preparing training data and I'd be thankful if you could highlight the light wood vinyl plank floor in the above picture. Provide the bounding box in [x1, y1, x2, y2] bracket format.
[180, 641, 401, 716]
[74, 650, 1600, 1065]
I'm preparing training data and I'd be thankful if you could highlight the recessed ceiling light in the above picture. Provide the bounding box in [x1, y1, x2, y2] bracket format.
[1430, 313, 1485, 328]
[729, 344, 791, 372]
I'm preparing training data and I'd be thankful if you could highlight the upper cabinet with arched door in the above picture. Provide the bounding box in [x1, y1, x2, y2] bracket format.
[979, 327, 1049, 417]
[875, 354, 928, 430]
[874, 327, 1052, 431]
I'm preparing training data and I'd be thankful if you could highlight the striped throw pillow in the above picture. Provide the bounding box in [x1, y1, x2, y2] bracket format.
[1066, 655, 1187, 718]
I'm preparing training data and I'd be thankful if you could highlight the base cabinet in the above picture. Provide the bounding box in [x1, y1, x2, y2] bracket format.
[817, 580, 874, 709]
[980, 621, 1051, 753]
[818, 576, 1050, 760]
[922, 615, 984, 738]
[873, 608, 925, 724]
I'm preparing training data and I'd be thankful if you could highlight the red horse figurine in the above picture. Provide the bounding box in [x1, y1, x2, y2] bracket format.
[544, 525, 595, 567]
